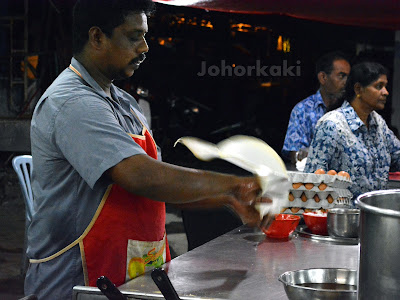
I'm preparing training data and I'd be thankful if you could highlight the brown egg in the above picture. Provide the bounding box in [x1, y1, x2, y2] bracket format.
[327, 194, 334, 204]
[327, 170, 337, 176]
[280, 207, 288, 213]
[318, 183, 327, 190]
[314, 169, 326, 174]
[304, 208, 313, 213]
[338, 171, 351, 179]
[313, 194, 320, 203]
[290, 207, 301, 213]
[292, 182, 303, 189]
[305, 183, 314, 190]
[288, 193, 295, 201]
[301, 193, 308, 202]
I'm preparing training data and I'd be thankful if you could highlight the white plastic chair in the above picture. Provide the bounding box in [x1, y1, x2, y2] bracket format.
[12, 155, 34, 222]
[12, 154, 34, 274]
[138, 98, 152, 129]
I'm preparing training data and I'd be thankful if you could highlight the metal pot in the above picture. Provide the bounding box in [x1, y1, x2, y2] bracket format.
[327, 208, 360, 238]
[355, 189, 400, 299]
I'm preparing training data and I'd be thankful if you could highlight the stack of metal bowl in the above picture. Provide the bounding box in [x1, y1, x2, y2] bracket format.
[327, 208, 360, 238]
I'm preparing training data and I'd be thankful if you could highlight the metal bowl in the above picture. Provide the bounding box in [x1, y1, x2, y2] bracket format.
[278, 268, 357, 300]
[327, 208, 360, 238]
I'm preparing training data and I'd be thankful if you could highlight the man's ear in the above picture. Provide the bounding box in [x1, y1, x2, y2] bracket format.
[317, 71, 327, 85]
[88, 26, 105, 50]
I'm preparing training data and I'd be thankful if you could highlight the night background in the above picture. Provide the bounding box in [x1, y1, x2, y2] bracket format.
[0, 0, 396, 165]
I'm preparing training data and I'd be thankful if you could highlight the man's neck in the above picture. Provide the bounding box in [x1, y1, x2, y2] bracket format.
[74, 54, 112, 97]
[319, 88, 338, 110]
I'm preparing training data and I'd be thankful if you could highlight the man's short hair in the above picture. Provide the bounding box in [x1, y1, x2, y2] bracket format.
[72, 0, 155, 55]
[315, 51, 349, 76]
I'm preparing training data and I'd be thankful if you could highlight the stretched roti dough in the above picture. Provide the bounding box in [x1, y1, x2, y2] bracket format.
[175, 135, 290, 218]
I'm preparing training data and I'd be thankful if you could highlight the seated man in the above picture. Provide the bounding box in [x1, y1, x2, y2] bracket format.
[282, 51, 350, 164]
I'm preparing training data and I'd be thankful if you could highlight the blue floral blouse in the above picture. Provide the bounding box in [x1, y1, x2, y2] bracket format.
[282, 91, 326, 158]
[304, 101, 400, 200]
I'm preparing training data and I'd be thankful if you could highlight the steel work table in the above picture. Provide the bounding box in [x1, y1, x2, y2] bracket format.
[73, 226, 359, 299]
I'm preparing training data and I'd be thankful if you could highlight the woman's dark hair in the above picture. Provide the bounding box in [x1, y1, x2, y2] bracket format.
[72, 0, 155, 55]
[345, 61, 388, 101]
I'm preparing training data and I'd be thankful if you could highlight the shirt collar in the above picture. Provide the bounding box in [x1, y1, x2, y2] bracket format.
[70, 57, 119, 102]
[313, 90, 326, 110]
[340, 101, 378, 131]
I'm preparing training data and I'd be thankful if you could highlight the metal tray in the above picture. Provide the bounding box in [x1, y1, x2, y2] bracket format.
[295, 225, 359, 245]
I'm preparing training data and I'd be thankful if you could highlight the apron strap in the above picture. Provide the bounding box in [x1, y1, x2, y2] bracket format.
[69, 64, 152, 139]
[29, 186, 112, 263]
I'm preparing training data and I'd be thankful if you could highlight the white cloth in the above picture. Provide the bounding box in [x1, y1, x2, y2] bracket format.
[296, 157, 307, 172]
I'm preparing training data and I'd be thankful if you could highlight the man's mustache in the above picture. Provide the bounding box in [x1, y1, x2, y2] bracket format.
[132, 53, 146, 64]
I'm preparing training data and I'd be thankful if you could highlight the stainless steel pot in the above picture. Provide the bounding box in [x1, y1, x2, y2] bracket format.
[355, 189, 400, 299]
[327, 208, 360, 238]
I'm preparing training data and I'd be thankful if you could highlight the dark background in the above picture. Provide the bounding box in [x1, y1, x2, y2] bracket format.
[0, 0, 396, 165]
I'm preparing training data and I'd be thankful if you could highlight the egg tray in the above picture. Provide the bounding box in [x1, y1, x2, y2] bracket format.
[284, 197, 351, 210]
[280, 207, 328, 215]
[288, 171, 352, 189]
[283, 188, 352, 210]
[290, 188, 352, 200]
[280, 203, 351, 215]
[289, 187, 353, 199]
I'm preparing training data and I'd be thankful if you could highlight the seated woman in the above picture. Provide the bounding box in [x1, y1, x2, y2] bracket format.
[304, 61, 400, 201]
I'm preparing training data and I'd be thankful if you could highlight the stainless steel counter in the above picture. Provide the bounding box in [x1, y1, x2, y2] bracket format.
[73, 226, 359, 299]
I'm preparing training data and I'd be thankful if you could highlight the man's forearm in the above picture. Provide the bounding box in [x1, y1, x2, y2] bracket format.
[108, 154, 260, 204]
[173, 195, 234, 210]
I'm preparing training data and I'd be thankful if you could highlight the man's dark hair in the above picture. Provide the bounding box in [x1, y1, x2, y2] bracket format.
[345, 61, 388, 101]
[72, 0, 155, 55]
[315, 51, 349, 76]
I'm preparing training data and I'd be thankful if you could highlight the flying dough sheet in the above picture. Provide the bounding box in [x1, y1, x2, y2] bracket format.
[175, 135, 290, 218]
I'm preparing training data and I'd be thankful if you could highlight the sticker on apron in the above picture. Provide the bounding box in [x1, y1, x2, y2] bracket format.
[126, 234, 167, 281]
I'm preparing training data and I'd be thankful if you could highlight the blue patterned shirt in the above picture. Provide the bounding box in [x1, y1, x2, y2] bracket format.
[282, 91, 326, 158]
[304, 101, 400, 200]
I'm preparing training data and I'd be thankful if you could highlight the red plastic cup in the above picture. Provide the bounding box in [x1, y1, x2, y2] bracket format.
[264, 214, 301, 239]
[303, 212, 328, 235]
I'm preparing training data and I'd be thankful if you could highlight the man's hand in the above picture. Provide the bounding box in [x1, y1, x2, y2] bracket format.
[296, 148, 309, 161]
[232, 177, 263, 204]
[289, 148, 309, 164]
[259, 208, 275, 231]
[229, 176, 277, 229]
[230, 197, 273, 228]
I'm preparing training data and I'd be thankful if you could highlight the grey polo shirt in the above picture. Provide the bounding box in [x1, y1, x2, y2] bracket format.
[25, 57, 155, 299]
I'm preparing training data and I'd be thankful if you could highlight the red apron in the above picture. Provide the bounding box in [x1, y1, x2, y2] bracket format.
[30, 65, 171, 288]
[81, 128, 170, 286]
